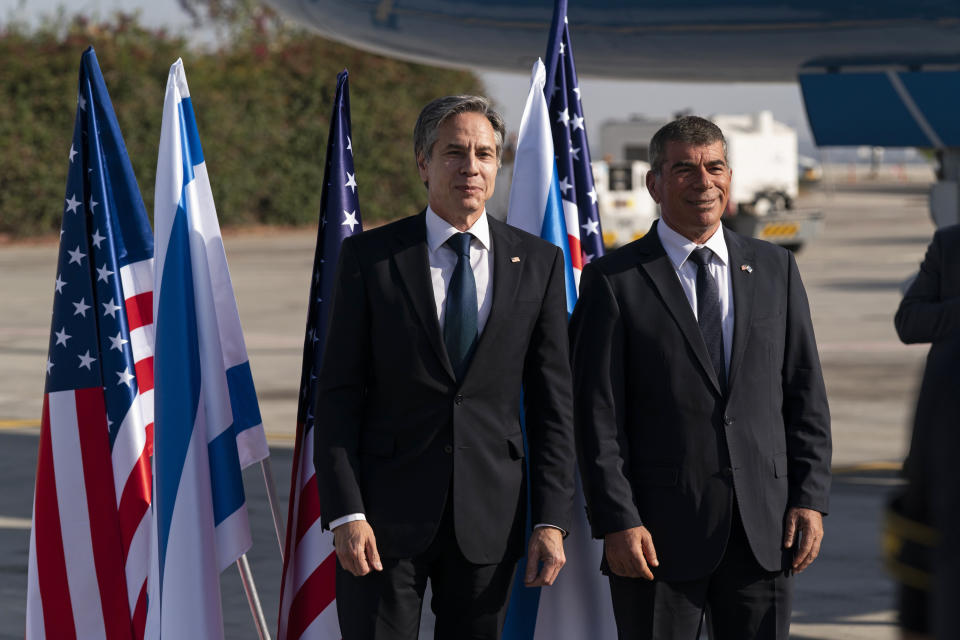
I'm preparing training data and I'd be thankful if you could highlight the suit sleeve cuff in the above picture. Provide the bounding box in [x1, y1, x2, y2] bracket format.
[534, 523, 567, 537]
[329, 513, 366, 530]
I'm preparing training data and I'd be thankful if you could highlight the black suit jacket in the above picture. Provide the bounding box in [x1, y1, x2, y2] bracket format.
[570, 222, 831, 581]
[894, 224, 960, 636]
[314, 212, 575, 565]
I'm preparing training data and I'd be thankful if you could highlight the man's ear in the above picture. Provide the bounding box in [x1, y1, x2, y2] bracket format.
[646, 169, 661, 204]
[417, 153, 429, 183]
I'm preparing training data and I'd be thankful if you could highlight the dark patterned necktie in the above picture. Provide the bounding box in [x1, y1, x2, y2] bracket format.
[689, 247, 727, 392]
[444, 232, 478, 381]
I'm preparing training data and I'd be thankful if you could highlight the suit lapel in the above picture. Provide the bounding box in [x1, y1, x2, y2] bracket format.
[725, 228, 756, 392]
[638, 222, 723, 395]
[471, 218, 523, 356]
[392, 212, 456, 380]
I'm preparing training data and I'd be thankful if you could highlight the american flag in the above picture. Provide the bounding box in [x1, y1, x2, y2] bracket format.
[26, 47, 155, 640]
[277, 69, 361, 640]
[544, 0, 604, 267]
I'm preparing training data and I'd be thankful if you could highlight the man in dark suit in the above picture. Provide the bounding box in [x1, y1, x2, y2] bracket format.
[569, 116, 832, 639]
[314, 95, 575, 639]
[894, 223, 960, 640]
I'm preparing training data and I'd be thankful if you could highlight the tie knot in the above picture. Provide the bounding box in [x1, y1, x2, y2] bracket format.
[447, 232, 472, 257]
[688, 247, 714, 269]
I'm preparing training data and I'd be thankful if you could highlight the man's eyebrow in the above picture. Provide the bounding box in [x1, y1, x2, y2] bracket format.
[669, 158, 727, 170]
[441, 142, 495, 153]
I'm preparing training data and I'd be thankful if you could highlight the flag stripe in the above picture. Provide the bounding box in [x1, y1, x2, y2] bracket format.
[33, 396, 77, 640]
[124, 293, 153, 332]
[131, 582, 148, 640]
[277, 422, 307, 639]
[292, 519, 333, 594]
[129, 326, 153, 366]
[26, 523, 47, 640]
[226, 361, 263, 435]
[296, 470, 322, 545]
[118, 449, 152, 556]
[110, 390, 153, 506]
[75, 387, 133, 640]
[296, 603, 340, 640]
[208, 427, 246, 525]
[134, 356, 155, 395]
[286, 553, 338, 640]
[49, 391, 108, 639]
[154, 203, 202, 584]
[566, 235, 583, 270]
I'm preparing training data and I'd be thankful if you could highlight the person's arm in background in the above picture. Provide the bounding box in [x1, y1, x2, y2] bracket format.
[895, 228, 960, 344]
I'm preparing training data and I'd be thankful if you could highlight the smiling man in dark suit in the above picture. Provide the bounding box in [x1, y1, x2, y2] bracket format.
[570, 116, 832, 639]
[314, 95, 575, 639]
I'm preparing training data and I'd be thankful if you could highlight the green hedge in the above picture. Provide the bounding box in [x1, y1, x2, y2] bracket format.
[0, 13, 484, 236]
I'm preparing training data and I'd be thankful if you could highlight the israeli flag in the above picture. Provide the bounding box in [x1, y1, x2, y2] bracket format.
[147, 58, 269, 639]
[507, 58, 579, 315]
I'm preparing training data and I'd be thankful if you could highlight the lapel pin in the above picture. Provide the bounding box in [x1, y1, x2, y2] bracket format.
[511, 256, 520, 263]
[741, 264, 753, 273]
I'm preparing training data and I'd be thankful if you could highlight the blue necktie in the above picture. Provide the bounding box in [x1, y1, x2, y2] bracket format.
[689, 247, 727, 392]
[444, 232, 478, 381]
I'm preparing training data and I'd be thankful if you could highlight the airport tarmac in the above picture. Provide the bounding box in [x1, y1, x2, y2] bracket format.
[0, 177, 938, 638]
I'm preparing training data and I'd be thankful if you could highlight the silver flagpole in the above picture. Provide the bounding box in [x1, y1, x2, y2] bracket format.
[237, 552, 272, 640]
[260, 458, 285, 560]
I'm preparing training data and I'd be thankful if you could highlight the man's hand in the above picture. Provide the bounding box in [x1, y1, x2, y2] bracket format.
[605, 526, 659, 580]
[333, 520, 383, 576]
[783, 507, 823, 573]
[524, 527, 566, 587]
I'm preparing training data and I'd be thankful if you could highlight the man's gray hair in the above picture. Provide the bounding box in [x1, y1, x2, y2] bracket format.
[649, 116, 727, 174]
[414, 95, 506, 167]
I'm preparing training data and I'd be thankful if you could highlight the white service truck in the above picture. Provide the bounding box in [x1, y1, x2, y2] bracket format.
[594, 111, 823, 250]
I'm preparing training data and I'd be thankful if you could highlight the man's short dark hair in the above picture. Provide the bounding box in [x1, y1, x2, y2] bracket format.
[649, 116, 727, 174]
[414, 95, 506, 167]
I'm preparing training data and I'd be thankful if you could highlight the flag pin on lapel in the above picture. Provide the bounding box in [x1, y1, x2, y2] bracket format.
[511, 256, 520, 263]
[741, 264, 753, 273]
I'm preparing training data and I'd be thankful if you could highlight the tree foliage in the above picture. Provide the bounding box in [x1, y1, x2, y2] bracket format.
[0, 10, 484, 236]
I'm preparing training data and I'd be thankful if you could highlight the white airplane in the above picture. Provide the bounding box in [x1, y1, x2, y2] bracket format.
[264, 0, 960, 226]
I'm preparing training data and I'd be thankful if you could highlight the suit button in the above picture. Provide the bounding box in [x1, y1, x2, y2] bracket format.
[443, 445, 453, 454]
[723, 415, 734, 425]
[455, 394, 464, 405]
[722, 467, 734, 478]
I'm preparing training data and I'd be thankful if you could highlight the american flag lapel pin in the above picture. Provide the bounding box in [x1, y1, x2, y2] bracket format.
[511, 256, 520, 263]
[741, 264, 753, 273]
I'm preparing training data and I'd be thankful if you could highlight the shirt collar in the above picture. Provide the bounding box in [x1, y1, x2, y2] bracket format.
[425, 205, 491, 252]
[657, 219, 729, 271]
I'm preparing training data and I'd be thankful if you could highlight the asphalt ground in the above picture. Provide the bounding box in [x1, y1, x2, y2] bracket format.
[0, 177, 937, 638]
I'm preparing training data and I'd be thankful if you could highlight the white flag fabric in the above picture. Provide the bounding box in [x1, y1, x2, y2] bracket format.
[146, 58, 269, 639]
[507, 59, 579, 311]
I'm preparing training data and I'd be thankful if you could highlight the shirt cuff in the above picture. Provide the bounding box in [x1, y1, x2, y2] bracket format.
[329, 513, 366, 530]
[534, 523, 567, 537]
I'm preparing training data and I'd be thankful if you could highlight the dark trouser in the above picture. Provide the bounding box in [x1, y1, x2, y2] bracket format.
[335, 502, 517, 640]
[608, 505, 793, 640]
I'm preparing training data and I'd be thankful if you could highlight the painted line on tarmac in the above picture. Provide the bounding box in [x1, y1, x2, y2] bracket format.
[3, 419, 297, 448]
[0, 516, 31, 530]
[0, 419, 40, 429]
[833, 460, 902, 474]
[0, 421, 903, 467]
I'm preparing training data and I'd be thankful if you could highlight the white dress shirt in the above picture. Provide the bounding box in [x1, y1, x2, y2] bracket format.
[425, 205, 494, 333]
[657, 220, 734, 372]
